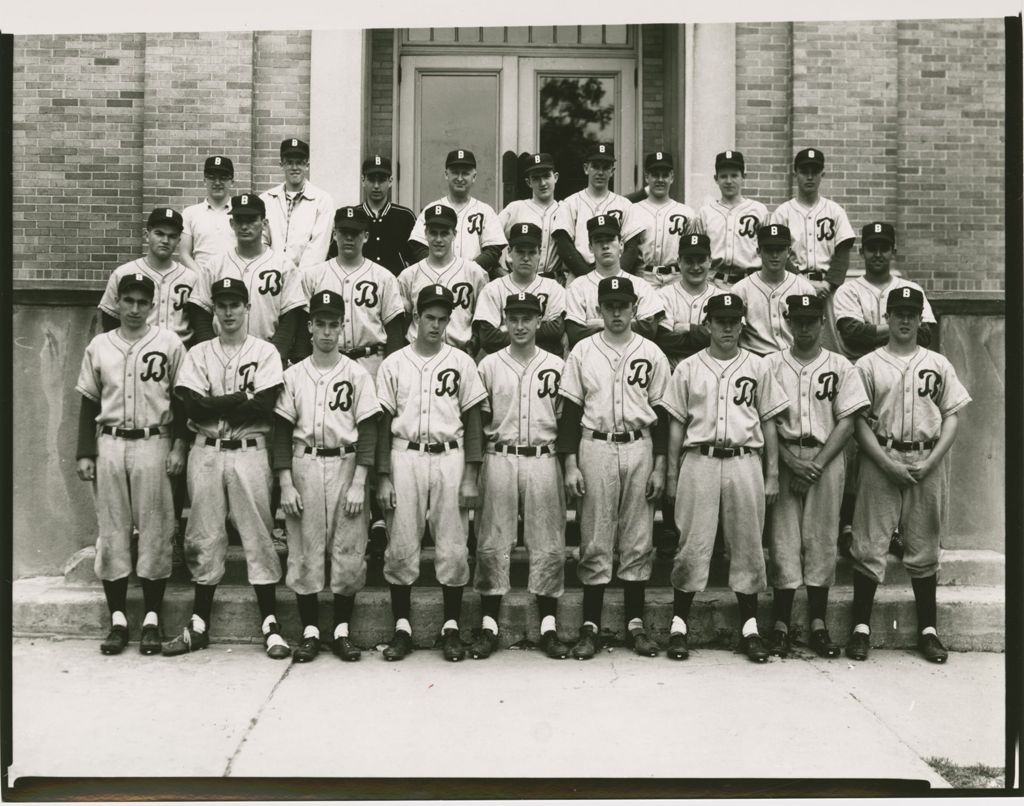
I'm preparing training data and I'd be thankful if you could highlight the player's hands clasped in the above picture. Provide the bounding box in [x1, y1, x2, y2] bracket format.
[280, 482, 303, 516]
[809, 279, 831, 298]
[783, 453, 823, 486]
[883, 458, 918, 488]
[76, 457, 96, 482]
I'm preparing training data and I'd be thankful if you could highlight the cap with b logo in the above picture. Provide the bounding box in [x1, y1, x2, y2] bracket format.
[361, 154, 392, 176]
[524, 152, 554, 175]
[862, 221, 896, 247]
[679, 233, 711, 257]
[423, 203, 458, 229]
[146, 207, 184, 231]
[280, 138, 310, 159]
[504, 291, 543, 315]
[204, 155, 234, 177]
[585, 142, 615, 162]
[887, 286, 924, 312]
[644, 151, 673, 171]
[334, 205, 368, 231]
[586, 213, 621, 238]
[757, 223, 791, 247]
[445, 149, 477, 169]
[211, 276, 249, 303]
[715, 150, 745, 172]
[794, 148, 825, 170]
[507, 222, 542, 247]
[117, 271, 156, 297]
[309, 289, 345, 316]
[785, 294, 825, 317]
[231, 194, 266, 217]
[597, 275, 637, 303]
[416, 283, 456, 312]
[704, 293, 746, 319]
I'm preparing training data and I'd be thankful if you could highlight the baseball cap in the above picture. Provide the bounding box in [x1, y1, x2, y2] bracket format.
[785, 293, 826, 318]
[794, 148, 825, 171]
[416, 283, 455, 313]
[204, 155, 234, 177]
[524, 152, 554, 175]
[362, 154, 392, 176]
[887, 286, 924, 312]
[211, 277, 249, 303]
[146, 207, 184, 231]
[280, 138, 310, 160]
[585, 142, 615, 162]
[445, 149, 477, 169]
[679, 233, 711, 257]
[231, 194, 265, 217]
[117, 272, 156, 297]
[862, 221, 896, 247]
[704, 293, 745, 319]
[587, 213, 621, 239]
[507, 222, 542, 248]
[757, 223, 791, 247]
[597, 276, 637, 304]
[309, 289, 345, 317]
[423, 203, 458, 229]
[715, 150, 745, 172]
[504, 291, 543, 315]
[644, 151, 673, 172]
[334, 206, 368, 231]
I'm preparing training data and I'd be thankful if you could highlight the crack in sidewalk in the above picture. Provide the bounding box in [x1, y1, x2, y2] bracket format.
[223, 662, 294, 776]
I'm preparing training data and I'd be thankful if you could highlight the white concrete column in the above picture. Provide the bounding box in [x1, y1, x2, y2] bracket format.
[309, 29, 366, 207]
[683, 23, 736, 208]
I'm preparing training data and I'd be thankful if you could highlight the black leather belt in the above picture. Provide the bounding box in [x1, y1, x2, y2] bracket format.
[647, 265, 678, 275]
[805, 271, 827, 281]
[877, 435, 938, 452]
[782, 436, 823, 448]
[491, 443, 555, 457]
[204, 437, 260, 450]
[344, 344, 384, 359]
[695, 444, 756, 458]
[713, 271, 747, 284]
[100, 426, 164, 439]
[590, 429, 644, 443]
[303, 445, 355, 457]
[405, 440, 459, 453]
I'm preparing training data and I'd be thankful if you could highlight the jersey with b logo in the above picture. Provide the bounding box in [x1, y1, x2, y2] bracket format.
[190, 248, 305, 341]
[769, 197, 855, 274]
[731, 273, 817, 355]
[398, 256, 488, 348]
[498, 198, 562, 274]
[766, 348, 869, 443]
[98, 259, 199, 343]
[275, 355, 382, 449]
[409, 196, 507, 261]
[76, 326, 186, 429]
[299, 257, 404, 353]
[473, 274, 567, 331]
[478, 347, 565, 447]
[630, 197, 698, 268]
[564, 270, 665, 326]
[175, 334, 284, 439]
[854, 347, 971, 444]
[552, 189, 642, 265]
[832, 277, 937, 359]
[696, 198, 770, 270]
[560, 333, 670, 433]
[662, 348, 789, 449]
[376, 344, 487, 443]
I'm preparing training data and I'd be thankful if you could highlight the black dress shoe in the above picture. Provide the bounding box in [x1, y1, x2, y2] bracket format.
[441, 628, 465, 662]
[845, 631, 870, 661]
[100, 625, 129, 655]
[162, 625, 209, 656]
[627, 628, 659, 657]
[293, 635, 321, 663]
[264, 623, 292, 660]
[469, 629, 499, 659]
[809, 628, 841, 658]
[769, 628, 790, 658]
[667, 632, 689, 660]
[918, 632, 949, 663]
[539, 630, 569, 659]
[139, 624, 162, 655]
[332, 636, 362, 662]
[572, 625, 600, 660]
[383, 630, 413, 661]
[740, 633, 769, 663]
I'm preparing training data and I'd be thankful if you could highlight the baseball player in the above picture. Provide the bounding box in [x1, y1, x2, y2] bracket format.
[187, 193, 306, 364]
[375, 284, 487, 662]
[356, 155, 417, 275]
[731, 224, 817, 356]
[471, 291, 569, 660]
[162, 277, 290, 659]
[552, 143, 643, 282]
[764, 294, 869, 658]
[558, 276, 671, 660]
[846, 286, 970, 664]
[473, 222, 566, 356]
[663, 293, 789, 663]
[273, 290, 382, 662]
[620, 151, 697, 288]
[179, 155, 236, 274]
[398, 204, 489, 354]
[696, 150, 769, 291]
[497, 152, 562, 279]
[564, 214, 665, 349]
[654, 233, 715, 370]
[76, 273, 187, 655]
[407, 149, 507, 280]
[260, 138, 335, 269]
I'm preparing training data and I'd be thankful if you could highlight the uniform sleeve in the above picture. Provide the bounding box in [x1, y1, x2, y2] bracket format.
[74, 340, 102, 402]
[854, 357, 876, 413]
[551, 197, 575, 237]
[273, 369, 299, 424]
[470, 263, 490, 313]
[97, 271, 120, 317]
[380, 272, 405, 324]
[834, 205, 856, 246]
[253, 345, 285, 392]
[660, 365, 690, 424]
[397, 268, 415, 316]
[473, 282, 503, 327]
[408, 207, 428, 247]
[647, 349, 671, 409]
[166, 335, 187, 388]
[457, 354, 488, 412]
[542, 283, 567, 321]
[682, 205, 699, 236]
[831, 283, 863, 323]
[558, 345, 586, 406]
[352, 364, 384, 424]
[477, 358, 494, 414]
[756, 359, 789, 420]
[279, 261, 307, 314]
[175, 345, 210, 395]
[657, 288, 676, 332]
[833, 358, 870, 420]
[618, 202, 644, 243]
[375, 356, 399, 415]
[480, 204, 507, 249]
[921, 289, 937, 325]
[635, 280, 665, 321]
[497, 202, 513, 235]
[189, 259, 214, 312]
[563, 283, 588, 326]
[937, 356, 972, 418]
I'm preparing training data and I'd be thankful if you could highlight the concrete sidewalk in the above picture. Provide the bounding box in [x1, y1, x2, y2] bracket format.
[8, 637, 1004, 793]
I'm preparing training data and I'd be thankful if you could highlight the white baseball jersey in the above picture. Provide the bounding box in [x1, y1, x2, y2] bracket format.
[564, 270, 665, 326]
[299, 258, 404, 352]
[409, 196, 507, 261]
[376, 344, 487, 443]
[552, 189, 642, 265]
[855, 347, 971, 443]
[275, 355, 382, 449]
[662, 348, 789, 449]
[696, 198, 769, 270]
[473, 274, 567, 332]
[631, 198, 698, 267]
[766, 348, 869, 444]
[181, 200, 234, 271]
[478, 347, 564, 446]
[398, 257, 489, 348]
[260, 181, 336, 269]
[560, 333, 670, 433]
[176, 334, 284, 439]
[769, 197, 855, 274]
[190, 248, 305, 341]
[76, 326, 186, 428]
[731, 273, 818, 356]
[98, 259, 199, 343]
[497, 199, 562, 273]
[657, 282, 717, 367]
[833, 276, 937, 328]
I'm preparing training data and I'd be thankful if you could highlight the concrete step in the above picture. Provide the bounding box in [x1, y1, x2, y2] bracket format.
[14, 575, 1005, 652]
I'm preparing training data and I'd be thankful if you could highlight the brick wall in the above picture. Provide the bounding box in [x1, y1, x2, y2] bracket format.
[253, 30, 311, 193]
[640, 22, 665, 182]
[367, 30, 395, 164]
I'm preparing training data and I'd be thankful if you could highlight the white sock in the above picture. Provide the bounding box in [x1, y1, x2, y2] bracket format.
[741, 617, 759, 638]
[143, 611, 158, 627]
[481, 616, 498, 634]
[395, 618, 412, 635]
[190, 614, 207, 634]
[261, 615, 278, 635]
[853, 623, 871, 636]
[334, 623, 349, 639]
[442, 618, 458, 632]
[303, 625, 320, 640]
[627, 617, 644, 632]
[540, 615, 556, 634]
[110, 610, 127, 628]
[921, 626, 937, 637]
[670, 616, 687, 635]
[583, 620, 599, 631]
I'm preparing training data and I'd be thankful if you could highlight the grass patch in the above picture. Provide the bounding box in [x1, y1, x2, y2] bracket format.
[926, 757, 1005, 789]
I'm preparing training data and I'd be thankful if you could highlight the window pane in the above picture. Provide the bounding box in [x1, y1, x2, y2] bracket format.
[529, 26, 553, 44]
[555, 26, 578, 44]
[407, 28, 431, 42]
[580, 26, 602, 44]
[432, 28, 456, 42]
[604, 25, 628, 44]
[482, 26, 506, 44]
[457, 27, 481, 43]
